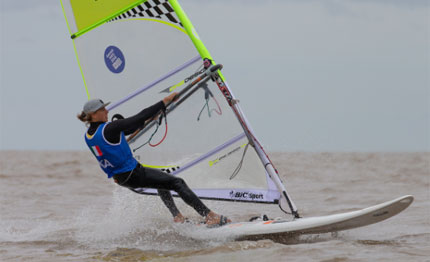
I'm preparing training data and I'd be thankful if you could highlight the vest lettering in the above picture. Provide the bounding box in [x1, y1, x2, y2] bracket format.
[99, 159, 114, 169]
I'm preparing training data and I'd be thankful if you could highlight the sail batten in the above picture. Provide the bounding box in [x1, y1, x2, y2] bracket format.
[108, 55, 201, 111]
[172, 133, 247, 176]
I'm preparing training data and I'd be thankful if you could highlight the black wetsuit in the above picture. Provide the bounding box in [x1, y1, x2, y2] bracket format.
[87, 101, 211, 217]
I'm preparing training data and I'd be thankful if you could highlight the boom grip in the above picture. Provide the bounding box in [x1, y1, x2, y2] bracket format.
[128, 63, 223, 144]
[209, 64, 222, 72]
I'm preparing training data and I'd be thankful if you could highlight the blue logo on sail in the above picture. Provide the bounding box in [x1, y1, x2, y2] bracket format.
[104, 46, 125, 73]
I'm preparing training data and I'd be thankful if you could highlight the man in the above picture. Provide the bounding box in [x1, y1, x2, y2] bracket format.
[77, 94, 229, 226]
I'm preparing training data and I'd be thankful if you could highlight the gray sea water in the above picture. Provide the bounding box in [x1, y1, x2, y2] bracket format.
[0, 151, 429, 262]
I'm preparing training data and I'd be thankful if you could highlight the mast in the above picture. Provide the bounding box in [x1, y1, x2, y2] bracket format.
[169, 0, 300, 218]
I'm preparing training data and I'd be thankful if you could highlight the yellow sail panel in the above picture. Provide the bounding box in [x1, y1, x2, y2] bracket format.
[70, 0, 144, 31]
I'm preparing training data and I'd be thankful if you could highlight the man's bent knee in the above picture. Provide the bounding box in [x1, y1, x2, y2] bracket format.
[172, 177, 187, 190]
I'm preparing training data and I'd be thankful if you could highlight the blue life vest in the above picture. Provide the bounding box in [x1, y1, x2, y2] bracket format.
[85, 123, 138, 178]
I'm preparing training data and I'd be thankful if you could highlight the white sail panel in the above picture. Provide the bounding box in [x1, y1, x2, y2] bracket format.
[75, 20, 196, 106]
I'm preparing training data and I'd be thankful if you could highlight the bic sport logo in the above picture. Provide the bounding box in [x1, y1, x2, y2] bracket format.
[104, 46, 125, 74]
[229, 190, 264, 200]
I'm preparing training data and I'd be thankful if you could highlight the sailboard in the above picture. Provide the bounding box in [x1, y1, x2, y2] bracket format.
[61, 0, 413, 238]
[193, 195, 414, 240]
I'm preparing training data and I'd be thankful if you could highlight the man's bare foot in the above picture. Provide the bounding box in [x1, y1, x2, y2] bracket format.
[205, 211, 231, 226]
[173, 213, 186, 223]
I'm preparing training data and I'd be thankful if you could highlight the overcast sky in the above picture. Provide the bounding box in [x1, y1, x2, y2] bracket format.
[0, 0, 428, 151]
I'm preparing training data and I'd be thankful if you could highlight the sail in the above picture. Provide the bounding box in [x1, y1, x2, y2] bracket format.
[61, 0, 298, 214]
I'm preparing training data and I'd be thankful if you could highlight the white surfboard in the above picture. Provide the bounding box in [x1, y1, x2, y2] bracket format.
[202, 195, 413, 240]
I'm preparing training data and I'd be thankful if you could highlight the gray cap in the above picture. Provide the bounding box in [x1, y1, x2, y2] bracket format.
[83, 99, 111, 114]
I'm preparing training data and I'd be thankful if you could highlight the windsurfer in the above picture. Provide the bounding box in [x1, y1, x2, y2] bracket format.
[77, 94, 230, 226]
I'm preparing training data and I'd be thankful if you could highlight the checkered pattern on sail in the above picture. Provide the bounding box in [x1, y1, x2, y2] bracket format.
[110, 0, 183, 27]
